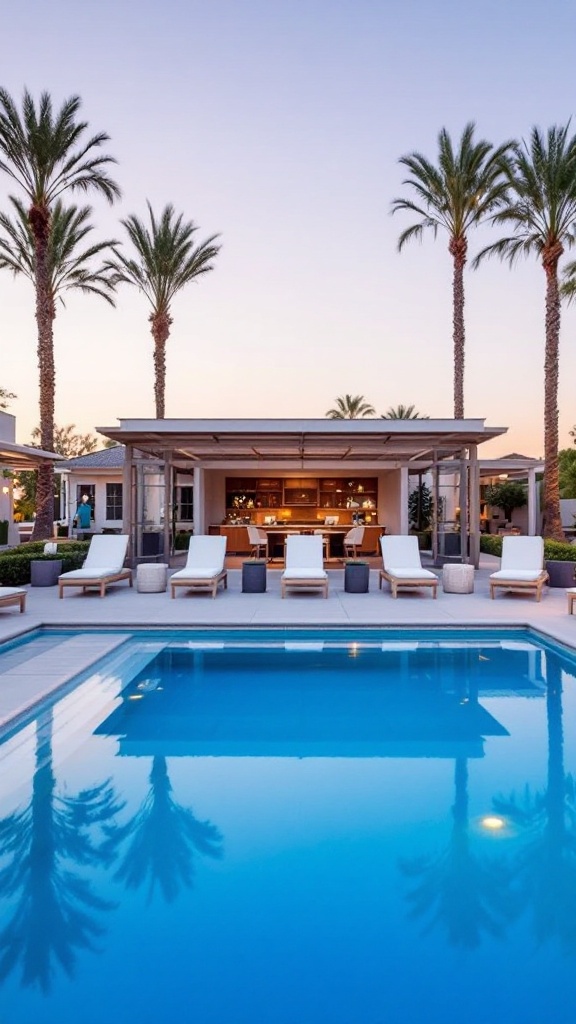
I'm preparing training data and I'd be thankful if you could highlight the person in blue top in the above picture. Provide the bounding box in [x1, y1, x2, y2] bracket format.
[74, 495, 92, 530]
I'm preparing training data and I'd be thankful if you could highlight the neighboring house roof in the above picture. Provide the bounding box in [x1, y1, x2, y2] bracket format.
[55, 446, 125, 472]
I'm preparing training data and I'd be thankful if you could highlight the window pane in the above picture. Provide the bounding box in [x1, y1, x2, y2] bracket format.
[106, 483, 123, 520]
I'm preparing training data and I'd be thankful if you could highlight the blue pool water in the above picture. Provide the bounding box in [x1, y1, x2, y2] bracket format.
[1, 628, 576, 1024]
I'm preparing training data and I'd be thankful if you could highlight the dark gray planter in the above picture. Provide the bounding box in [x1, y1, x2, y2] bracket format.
[30, 559, 63, 587]
[545, 560, 576, 589]
[242, 559, 267, 593]
[344, 562, 370, 593]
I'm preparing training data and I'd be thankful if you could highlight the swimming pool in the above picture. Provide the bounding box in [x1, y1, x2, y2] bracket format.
[1, 628, 576, 1024]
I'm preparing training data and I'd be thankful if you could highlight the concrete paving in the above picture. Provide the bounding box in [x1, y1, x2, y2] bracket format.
[0, 553, 574, 735]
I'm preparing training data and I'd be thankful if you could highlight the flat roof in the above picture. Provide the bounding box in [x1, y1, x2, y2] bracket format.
[0, 438, 63, 471]
[97, 417, 507, 467]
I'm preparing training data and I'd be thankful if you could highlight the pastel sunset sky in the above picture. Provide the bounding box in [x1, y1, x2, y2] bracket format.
[2, 0, 576, 458]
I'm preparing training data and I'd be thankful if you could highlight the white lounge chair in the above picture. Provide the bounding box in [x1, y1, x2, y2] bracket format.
[0, 587, 26, 613]
[489, 536, 548, 601]
[379, 535, 438, 598]
[170, 535, 228, 598]
[58, 534, 132, 598]
[281, 535, 328, 598]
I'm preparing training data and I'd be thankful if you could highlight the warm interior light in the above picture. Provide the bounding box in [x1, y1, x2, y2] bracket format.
[1, 486, 9, 495]
[481, 815, 505, 830]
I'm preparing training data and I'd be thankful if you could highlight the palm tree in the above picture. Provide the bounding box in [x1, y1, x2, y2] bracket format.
[106, 202, 221, 418]
[381, 404, 429, 419]
[391, 124, 513, 419]
[0, 88, 120, 539]
[0, 198, 117, 535]
[325, 394, 376, 419]
[474, 124, 576, 541]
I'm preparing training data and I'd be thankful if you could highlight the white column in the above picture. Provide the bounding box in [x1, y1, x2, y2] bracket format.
[468, 444, 480, 568]
[399, 466, 409, 534]
[122, 445, 134, 561]
[193, 466, 205, 535]
[528, 468, 537, 535]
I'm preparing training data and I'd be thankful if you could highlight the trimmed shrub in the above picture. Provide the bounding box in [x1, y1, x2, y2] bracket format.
[480, 535, 502, 557]
[480, 535, 576, 562]
[543, 539, 576, 562]
[174, 531, 192, 550]
[0, 542, 90, 586]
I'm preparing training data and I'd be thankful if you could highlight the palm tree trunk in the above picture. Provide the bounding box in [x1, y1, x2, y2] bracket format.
[449, 237, 467, 419]
[30, 206, 55, 541]
[542, 252, 564, 541]
[151, 311, 172, 419]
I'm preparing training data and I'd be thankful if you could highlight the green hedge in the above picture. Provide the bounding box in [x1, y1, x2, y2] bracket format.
[480, 535, 503, 557]
[0, 542, 90, 586]
[480, 534, 576, 562]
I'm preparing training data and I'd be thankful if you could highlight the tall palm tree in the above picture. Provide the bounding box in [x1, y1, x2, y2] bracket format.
[391, 124, 513, 419]
[381, 404, 429, 419]
[325, 394, 375, 419]
[0, 88, 119, 538]
[474, 124, 576, 541]
[106, 202, 220, 418]
[0, 198, 117, 535]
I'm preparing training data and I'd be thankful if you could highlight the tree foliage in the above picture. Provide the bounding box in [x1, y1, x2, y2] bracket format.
[105, 202, 220, 418]
[484, 481, 527, 522]
[325, 394, 375, 419]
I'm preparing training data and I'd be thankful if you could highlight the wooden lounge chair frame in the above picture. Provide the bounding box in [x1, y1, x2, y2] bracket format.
[0, 589, 26, 613]
[169, 535, 228, 599]
[58, 534, 132, 598]
[378, 569, 438, 599]
[170, 570, 227, 599]
[568, 589, 576, 615]
[489, 570, 549, 602]
[281, 535, 329, 599]
[489, 536, 548, 602]
[59, 568, 132, 599]
[379, 535, 438, 599]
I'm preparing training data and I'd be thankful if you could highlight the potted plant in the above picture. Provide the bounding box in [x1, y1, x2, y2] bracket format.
[544, 540, 576, 588]
[344, 559, 370, 593]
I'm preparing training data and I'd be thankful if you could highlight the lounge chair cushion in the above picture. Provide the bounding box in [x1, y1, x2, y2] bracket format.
[171, 567, 223, 580]
[283, 568, 328, 580]
[0, 587, 27, 598]
[59, 567, 125, 580]
[384, 567, 437, 580]
[490, 569, 545, 582]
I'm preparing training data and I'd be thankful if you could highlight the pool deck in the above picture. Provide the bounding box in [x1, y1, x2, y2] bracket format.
[1, 553, 574, 647]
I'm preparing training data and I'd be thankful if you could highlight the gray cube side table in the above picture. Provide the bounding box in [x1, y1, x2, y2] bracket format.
[30, 559, 63, 587]
[242, 559, 267, 593]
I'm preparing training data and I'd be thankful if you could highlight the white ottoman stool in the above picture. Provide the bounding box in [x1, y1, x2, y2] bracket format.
[136, 562, 168, 593]
[442, 563, 475, 594]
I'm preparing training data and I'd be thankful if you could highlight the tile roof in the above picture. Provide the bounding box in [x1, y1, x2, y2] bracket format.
[55, 445, 125, 471]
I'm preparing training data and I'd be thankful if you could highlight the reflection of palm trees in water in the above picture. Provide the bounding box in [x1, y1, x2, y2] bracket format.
[493, 657, 576, 951]
[110, 756, 223, 903]
[400, 757, 518, 948]
[0, 710, 124, 992]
